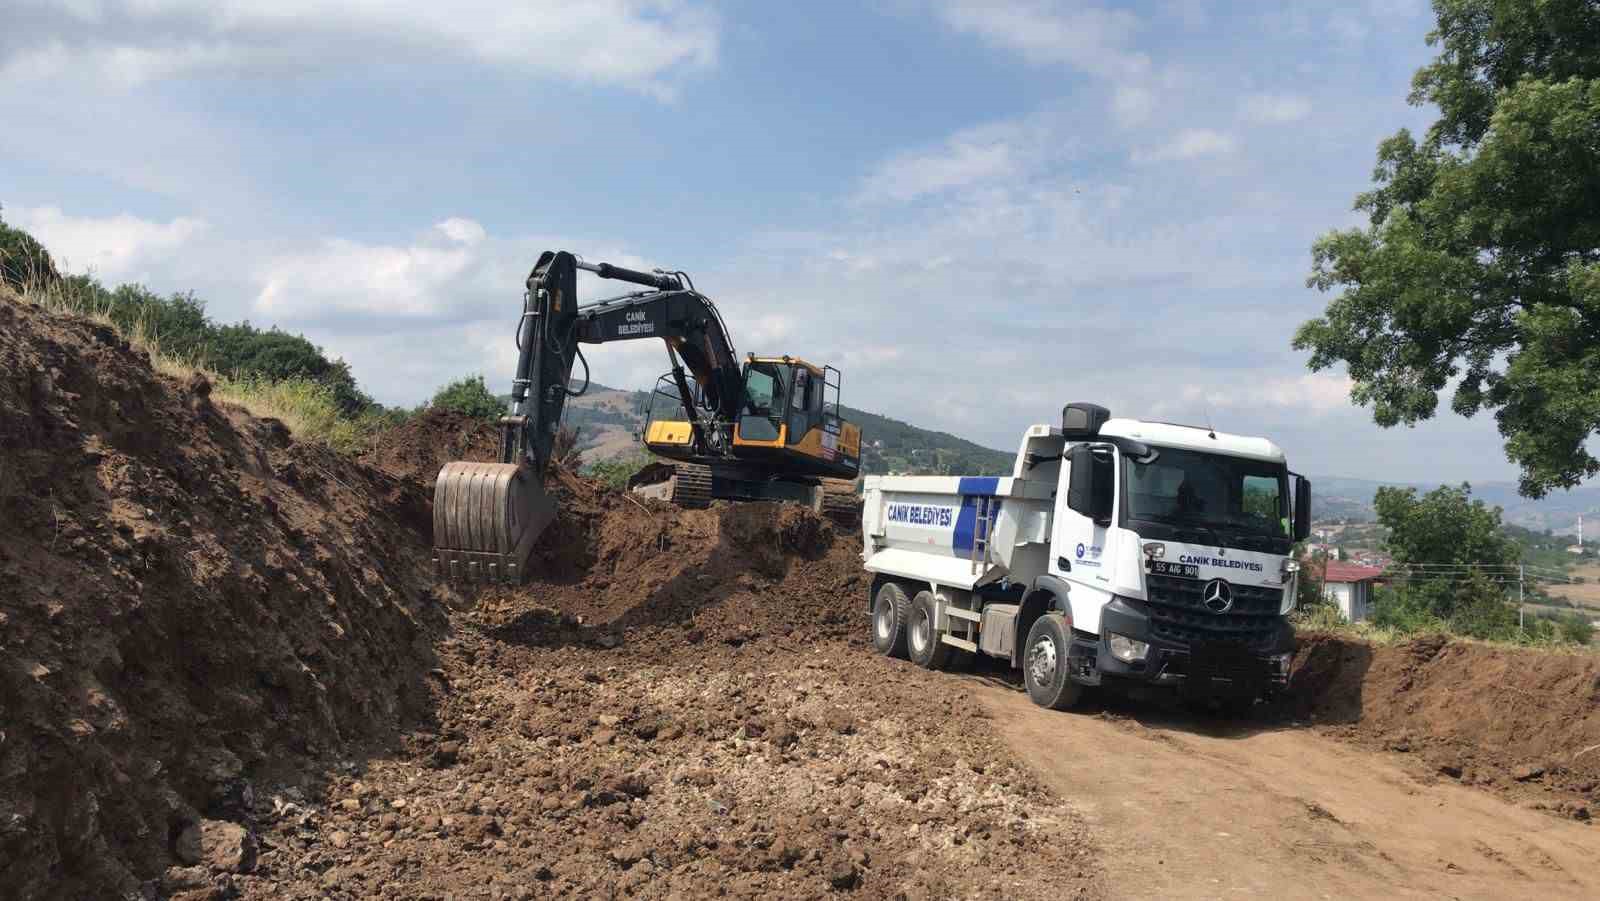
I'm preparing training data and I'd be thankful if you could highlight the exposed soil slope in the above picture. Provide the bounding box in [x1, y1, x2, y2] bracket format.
[0, 295, 444, 899]
[1290, 633, 1600, 815]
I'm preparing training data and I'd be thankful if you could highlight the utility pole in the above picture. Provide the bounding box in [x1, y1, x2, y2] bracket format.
[1518, 563, 1525, 631]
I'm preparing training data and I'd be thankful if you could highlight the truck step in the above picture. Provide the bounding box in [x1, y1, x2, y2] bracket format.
[939, 634, 978, 653]
[943, 607, 981, 623]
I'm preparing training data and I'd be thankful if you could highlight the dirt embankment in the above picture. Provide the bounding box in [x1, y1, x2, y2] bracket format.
[0, 296, 445, 899]
[1290, 633, 1600, 819]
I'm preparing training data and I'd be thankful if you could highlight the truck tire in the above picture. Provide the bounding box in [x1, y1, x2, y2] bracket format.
[907, 590, 956, 671]
[871, 581, 910, 659]
[1023, 613, 1084, 711]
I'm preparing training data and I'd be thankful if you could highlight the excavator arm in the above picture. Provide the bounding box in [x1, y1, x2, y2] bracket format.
[432, 250, 744, 583]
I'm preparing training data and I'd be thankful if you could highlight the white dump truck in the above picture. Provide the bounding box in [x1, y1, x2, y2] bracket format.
[861, 403, 1311, 711]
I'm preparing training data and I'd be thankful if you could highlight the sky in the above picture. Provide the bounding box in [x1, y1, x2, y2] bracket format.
[0, 0, 1556, 484]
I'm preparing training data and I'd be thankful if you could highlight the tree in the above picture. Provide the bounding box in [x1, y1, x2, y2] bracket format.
[0, 207, 60, 291]
[430, 375, 504, 420]
[1376, 482, 1519, 571]
[1295, 1, 1600, 498]
[1373, 482, 1521, 632]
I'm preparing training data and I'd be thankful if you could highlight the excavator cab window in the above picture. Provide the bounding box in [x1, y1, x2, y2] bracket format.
[739, 362, 787, 442]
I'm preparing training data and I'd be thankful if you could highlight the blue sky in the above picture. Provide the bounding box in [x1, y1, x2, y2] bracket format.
[2, 0, 1548, 484]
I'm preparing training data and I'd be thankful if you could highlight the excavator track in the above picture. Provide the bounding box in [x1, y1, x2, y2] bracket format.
[820, 477, 862, 526]
[671, 463, 714, 509]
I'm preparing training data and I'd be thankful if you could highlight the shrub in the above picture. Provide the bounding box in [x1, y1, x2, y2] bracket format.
[430, 375, 504, 420]
[586, 453, 653, 491]
[0, 214, 60, 291]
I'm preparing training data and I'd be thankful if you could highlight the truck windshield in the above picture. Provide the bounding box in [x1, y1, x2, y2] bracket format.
[1124, 447, 1288, 539]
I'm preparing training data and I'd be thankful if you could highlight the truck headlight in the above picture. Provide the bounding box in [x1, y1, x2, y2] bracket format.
[1108, 633, 1150, 663]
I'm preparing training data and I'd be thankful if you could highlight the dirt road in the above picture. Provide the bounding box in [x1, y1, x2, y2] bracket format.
[978, 684, 1600, 900]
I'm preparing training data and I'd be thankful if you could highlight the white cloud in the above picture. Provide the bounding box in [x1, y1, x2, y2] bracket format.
[857, 128, 1014, 204]
[1134, 128, 1237, 163]
[1111, 84, 1156, 127]
[1181, 373, 1356, 415]
[9, 205, 207, 281]
[3, 1, 719, 97]
[930, 0, 1149, 78]
[1240, 93, 1312, 124]
[435, 218, 487, 245]
[854, 114, 1079, 205]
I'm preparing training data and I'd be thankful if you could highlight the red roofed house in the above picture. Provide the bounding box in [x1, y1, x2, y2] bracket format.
[1322, 561, 1385, 623]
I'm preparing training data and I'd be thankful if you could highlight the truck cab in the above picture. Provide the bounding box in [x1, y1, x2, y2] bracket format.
[860, 402, 1312, 712]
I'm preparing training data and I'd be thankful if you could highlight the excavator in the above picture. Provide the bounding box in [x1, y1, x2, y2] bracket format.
[432, 250, 862, 584]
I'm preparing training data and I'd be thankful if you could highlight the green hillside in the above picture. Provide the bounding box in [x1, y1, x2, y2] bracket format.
[839, 405, 1013, 476]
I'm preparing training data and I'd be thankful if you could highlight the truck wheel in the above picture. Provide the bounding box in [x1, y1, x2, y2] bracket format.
[907, 590, 955, 671]
[1023, 613, 1084, 711]
[871, 582, 910, 659]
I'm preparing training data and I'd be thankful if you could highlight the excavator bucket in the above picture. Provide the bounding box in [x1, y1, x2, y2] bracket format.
[432, 461, 556, 584]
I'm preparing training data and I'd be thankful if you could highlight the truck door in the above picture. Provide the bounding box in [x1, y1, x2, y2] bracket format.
[1051, 443, 1119, 589]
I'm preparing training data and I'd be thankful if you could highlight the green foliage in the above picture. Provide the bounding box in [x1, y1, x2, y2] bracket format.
[1375, 482, 1519, 572]
[1504, 522, 1580, 574]
[0, 210, 60, 291]
[1369, 482, 1593, 644]
[585, 453, 653, 491]
[1295, 1, 1600, 497]
[430, 375, 505, 420]
[1295, 553, 1330, 611]
[1524, 606, 1597, 644]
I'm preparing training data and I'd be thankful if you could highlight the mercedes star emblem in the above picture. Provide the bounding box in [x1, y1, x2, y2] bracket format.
[1202, 579, 1233, 614]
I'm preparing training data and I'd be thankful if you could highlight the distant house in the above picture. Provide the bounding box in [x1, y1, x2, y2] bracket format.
[1322, 562, 1385, 623]
[1568, 545, 1585, 555]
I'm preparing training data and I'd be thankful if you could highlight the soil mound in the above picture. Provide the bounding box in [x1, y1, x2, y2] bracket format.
[478, 493, 863, 654]
[0, 296, 444, 899]
[360, 407, 499, 489]
[1290, 633, 1600, 816]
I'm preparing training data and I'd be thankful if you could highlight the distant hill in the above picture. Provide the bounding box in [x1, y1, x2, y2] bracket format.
[555, 382, 1014, 476]
[1311, 475, 1600, 535]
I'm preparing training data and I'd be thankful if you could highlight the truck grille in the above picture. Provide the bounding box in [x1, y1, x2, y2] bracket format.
[1143, 573, 1282, 651]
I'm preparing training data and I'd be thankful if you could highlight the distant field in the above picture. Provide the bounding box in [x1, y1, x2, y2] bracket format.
[1545, 562, 1600, 610]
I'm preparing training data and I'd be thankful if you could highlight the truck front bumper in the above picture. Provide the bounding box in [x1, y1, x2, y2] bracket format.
[1070, 596, 1293, 698]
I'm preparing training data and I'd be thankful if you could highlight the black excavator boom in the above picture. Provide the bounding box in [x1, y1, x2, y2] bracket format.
[432, 250, 751, 584]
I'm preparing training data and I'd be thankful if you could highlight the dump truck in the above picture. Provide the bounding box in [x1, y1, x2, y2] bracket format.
[432, 250, 861, 584]
[860, 403, 1311, 710]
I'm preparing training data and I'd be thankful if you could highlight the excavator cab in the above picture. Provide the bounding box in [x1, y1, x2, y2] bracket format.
[730, 356, 860, 479]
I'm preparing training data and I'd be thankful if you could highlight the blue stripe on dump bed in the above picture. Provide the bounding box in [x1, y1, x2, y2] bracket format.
[952, 477, 1003, 554]
[957, 476, 1000, 496]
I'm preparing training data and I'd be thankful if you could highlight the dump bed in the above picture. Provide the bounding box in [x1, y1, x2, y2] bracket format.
[862, 405, 1084, 585]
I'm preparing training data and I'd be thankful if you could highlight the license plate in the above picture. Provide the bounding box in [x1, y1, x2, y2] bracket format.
[1150, 560, 1199, 578]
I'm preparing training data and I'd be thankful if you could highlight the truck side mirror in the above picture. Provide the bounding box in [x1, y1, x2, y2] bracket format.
[1294, 476, 1312, 541]
[1067, 445, 1114, 526]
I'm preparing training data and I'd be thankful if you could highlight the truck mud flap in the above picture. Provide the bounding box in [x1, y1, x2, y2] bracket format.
[432, 461, 556, 584]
